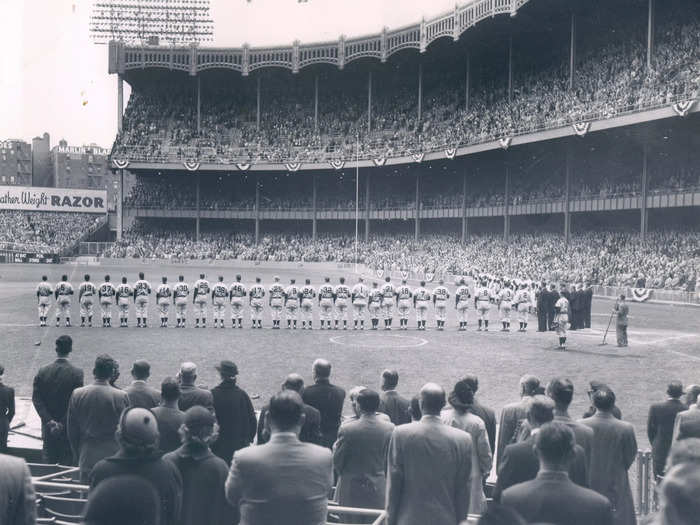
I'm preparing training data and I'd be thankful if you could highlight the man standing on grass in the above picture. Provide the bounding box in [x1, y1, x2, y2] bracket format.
[614, 295, 629, 347]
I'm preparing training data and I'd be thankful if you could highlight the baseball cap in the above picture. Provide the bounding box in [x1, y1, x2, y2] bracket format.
[184, 406, 216, 430]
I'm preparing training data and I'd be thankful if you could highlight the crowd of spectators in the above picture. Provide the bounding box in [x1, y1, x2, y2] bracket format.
[0, 211, 104, 253]
[3, 335, 700, 524]
[112, 4, 700, 164]
[102, 226, 699, 292]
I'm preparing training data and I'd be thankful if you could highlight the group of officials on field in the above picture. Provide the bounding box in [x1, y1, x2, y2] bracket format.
[37, 273, 546, 333]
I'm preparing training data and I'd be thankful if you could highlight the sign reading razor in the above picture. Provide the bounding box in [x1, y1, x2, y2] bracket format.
[0, 185, 107, 213]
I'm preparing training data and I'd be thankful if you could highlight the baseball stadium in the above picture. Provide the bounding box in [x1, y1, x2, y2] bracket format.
[1, 0, 699, 523]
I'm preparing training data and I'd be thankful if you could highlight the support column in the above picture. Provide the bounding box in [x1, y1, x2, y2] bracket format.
[312, 175, 318, 241]
[564, 145, 572, 245]
[117, 75, 124, 134]
[196, 76, 201, 134]
[569, 12, 577, 90]
[461, 171, 468, 243]
[195, 173, 201, 242]
[314, 75, 319, 133]
[641, 142, 649, 239]
[367, 71, 372, 133]
[256, 76, 261, 130]
[255, 175, 260, 245]
[647, 0, 655, 71]
[465, 53, 470, 111]
[507, 36, 513, 103]
[364, 172, 370, 241]
[117, 169, 124, 241]
[417, 62, 423, 122]
[414, 173, 421, 241]
[504, 166, 511, 242]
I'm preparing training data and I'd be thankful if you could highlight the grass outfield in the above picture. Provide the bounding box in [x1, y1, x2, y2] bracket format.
[1, 261, 699, 451]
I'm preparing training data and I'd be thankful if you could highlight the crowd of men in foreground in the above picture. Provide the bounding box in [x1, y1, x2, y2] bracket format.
[1, 335, 699, 525]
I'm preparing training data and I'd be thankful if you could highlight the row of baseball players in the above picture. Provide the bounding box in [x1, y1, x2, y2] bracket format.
[36, 273, 535, 330]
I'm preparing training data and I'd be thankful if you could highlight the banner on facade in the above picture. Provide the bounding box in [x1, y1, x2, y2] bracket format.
[285, 162, 302, 172]
[329, 160, 345, 170]
[0, 185, 107, 214]
[373, 158, 387, 167]
[112, 159, 129, 169]
[573, 122, 591, 137]
[183, 160, 201, 171]
[630, 288, 653, 302]
[445, 148, 457, 159]
[499, 137, 512, 150]
[672, 100, 695, 117]
[411, 153, 425, 163]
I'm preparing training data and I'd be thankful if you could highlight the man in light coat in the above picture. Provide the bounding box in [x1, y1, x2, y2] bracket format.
[0, 453, 36, 525]
[580, 388, 637, 525]
[67, 354, 129, 481]
[385, 383, 473, 525]
[333, 388, 394, 512]
[226, 390, 332, 525]
[378, 370, 410, 426]
[496, 375, 540, 468]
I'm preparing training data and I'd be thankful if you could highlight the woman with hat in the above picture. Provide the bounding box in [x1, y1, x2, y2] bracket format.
[441, 379, 493, 514]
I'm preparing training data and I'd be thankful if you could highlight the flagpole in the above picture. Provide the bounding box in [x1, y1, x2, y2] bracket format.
[355, 131, 360, 274]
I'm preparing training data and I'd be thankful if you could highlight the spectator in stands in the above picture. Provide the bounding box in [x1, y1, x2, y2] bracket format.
[580, 388, 637, 525]
[500, 422, 613, 525]
[496, 374, 540, 469]
[666, 438, 700, 472]
[90, 407, 183, 525]
[645, 463, 700, 525]
[125, 360, 161, 410]
[582, 381, 623, 420]
[225, 390, 333, 525]
[547, 378, 593, 470]
[461, 374, 497, 455]
[302, 359, 346, 448]
[647, 381, 687, 478]
[378, 369, 410, 425]
[151, 377, 186, 454]
[176, 362, 214, 412]
[386, 383, 473, 525]
[441, 379, 492, 514]
[164, 406, 235, 525]
[672, 394, 700, 441]
[32, 334, 84, 464]
[333, 388, 394, 514]
[0, 453, 36, 525]
[67, 354, 129, 481]
[210, 360, 257, 465]
[493, 395, 587, 502]
[83, 475, 160, 525]
[0, 365, 15, 453]
[257, 373, 322, 445]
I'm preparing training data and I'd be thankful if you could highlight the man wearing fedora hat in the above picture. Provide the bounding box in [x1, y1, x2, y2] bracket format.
[648, 381, 687, 478]
[211, 360, 257, 465]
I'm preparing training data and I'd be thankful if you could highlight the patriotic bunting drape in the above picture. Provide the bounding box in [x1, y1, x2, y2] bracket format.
[412, 153, 425, 163]
[112, 159, 129, 169]
[183, 160, 200, 171]
[630, 288, 653, 302]
[373, 158, 387, 167]
[285, 162, 302, 172]
[499, 137, 512, 150]
[329, 160, 345, 170]
[445, 148, 457, 159]
[672, 100, 696, 117]
[236, 163, 251, 171]
[573, 122, 590, 137]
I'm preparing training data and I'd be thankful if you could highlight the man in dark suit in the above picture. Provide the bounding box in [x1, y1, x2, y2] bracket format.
[177, 362, 214, 412]
[386, 383, 473, 525]
[257, 373, 322, 445]
[463, 374, 497, 454]
[501, 422, 613, 525]
[648, 381, 687, 477]
[536, 282, 548, 332]
[32, 335, 84, 464]
[583, 282, 593, 328]
[496, 374, 540, 469]
[493, 396, 588, 502]
[225, 391, 333, 525]
[210, 360, 257, 465]
[67, 354, 130, 481]
[547, 378, 593, 470]
[333, 388, 394, 513]
[124, 360, 161, 409]
[378, 370, 410, 425]
[0, 365, 15, 453]
[302, 359, 346, 448]
[569, 285, 581, 330]
[151, 377, 186, 454]
[0, 453, 36, 524]
[582, 381, 623, 420]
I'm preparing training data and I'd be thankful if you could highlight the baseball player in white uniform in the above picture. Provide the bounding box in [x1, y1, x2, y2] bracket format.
[249, 277, 265, 329]
[368, 282, 382, 330]
[229, 275, 247, 328]
[300, 279, 316, 329]
[432, 280, 450, 331]
[285, 279, 301, 329]
[474, 280, 492, 331]
[318, 277, 335, 330]
[513, 283, 533, 332]
[115, 277, 132, 327]
[36, 275, 53, 327]
[211, 276, 229, 328]
[413, 281, 431, 330]
[98, 275, 116, 328]
[173, 275, 190, 328]
[554, 291, 570, 349]
[498, 283, 515, 332]
[334, 277, 351, 330]
[268, 276, 286, 329]
[156, 276, 172, 328]
[351, 277, 368, 330]
[380, 277, 396, 330]
[78, 274, 97, 327]
[54, 275, 74, 327]
[395, 280, 413, 330]
[133, 272, 152, 328]
[192, 274, 210, 328]
[454, 278, 471, 331]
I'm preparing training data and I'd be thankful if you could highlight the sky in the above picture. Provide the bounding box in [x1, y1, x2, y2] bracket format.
[0, 0, 459, 149]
